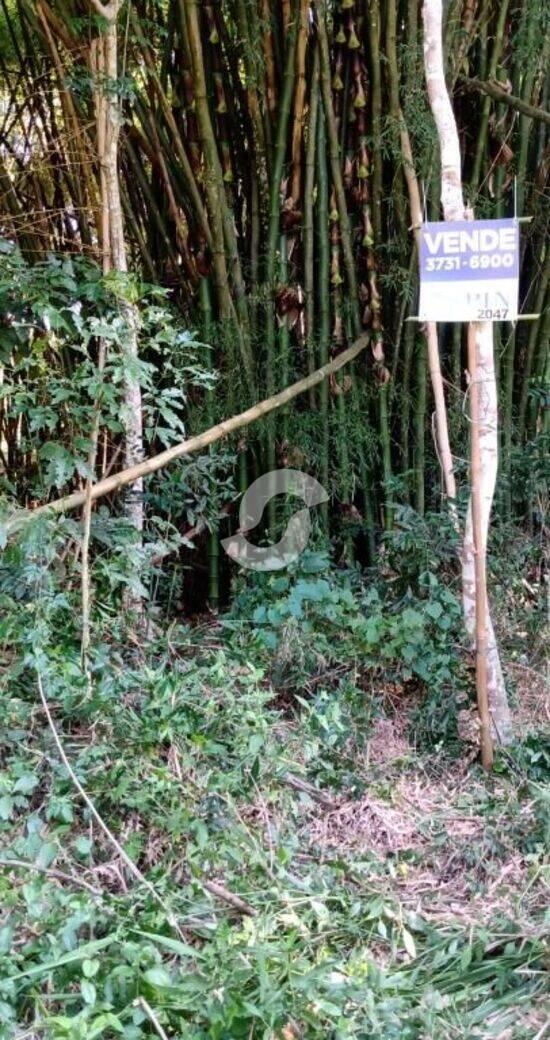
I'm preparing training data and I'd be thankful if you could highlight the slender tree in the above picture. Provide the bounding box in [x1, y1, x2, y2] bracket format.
[423, 0, 512, 757]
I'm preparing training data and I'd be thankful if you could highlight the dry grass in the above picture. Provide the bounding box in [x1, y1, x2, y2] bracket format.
[300, 700, 549, 929]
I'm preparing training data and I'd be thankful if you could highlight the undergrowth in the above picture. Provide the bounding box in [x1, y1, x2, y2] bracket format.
[0, 516, 548, 1039]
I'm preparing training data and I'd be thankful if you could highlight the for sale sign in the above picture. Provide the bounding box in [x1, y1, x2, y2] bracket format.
[418, 218, 519, 322]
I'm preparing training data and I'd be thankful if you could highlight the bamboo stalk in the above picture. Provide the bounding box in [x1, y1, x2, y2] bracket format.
[469, 0, 510, 196]
[316, 106, 331, 530]
[304, 45, 320, 401]
[518, 245, 549, 441]
[182, 0, 255, 392]
[289, 0, 309, 205]
[413, 335, 427, 515]
[316, 0, 360, 335]
[264, 0, 299, 526]
[199, 277, 219, 608]
[366, 0, 383, 247]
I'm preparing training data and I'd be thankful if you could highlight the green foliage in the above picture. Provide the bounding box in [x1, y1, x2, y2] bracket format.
[229, 535, 464, 710]
[0, 246, 216, 497]
[0, 247, 235, 607]
[0, 596, 547, 1040]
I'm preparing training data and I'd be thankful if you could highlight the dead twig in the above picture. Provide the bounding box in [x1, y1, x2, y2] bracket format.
[202, 879, 256, 916]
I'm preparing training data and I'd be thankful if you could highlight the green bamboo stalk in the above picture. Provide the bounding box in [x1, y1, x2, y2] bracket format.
[182, 0, 255, 393]
[130, 10, 212, 247]
[405, 0, 418, 96]
[531, 290, 550, 440]
[385, 0, 407, 243]
[120, 182, 157, 281]
[469, 0, 510, 197]
[317, 0, 360, 335]
[265, 2, 299, 396]
[400, 312, 415, 503]
[366, 0, 383, 248]
[123, 136, 188, 291]
[199, 277, 220, 607]
[304, 45, 320, 404]
[234, 0, 271, 182]
[278, 233, 291, 447]
[316, 107, 331, 531]
[514, 2, 539, 217]
[413, 335, 427, 516]
[264, 0, 299, 532]
[519, 245, 550, 440]
[499, 322, 514, 518]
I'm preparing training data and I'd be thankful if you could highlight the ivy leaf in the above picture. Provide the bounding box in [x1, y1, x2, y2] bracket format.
[13, 773, 39, 795]
[74, 836, 93, 857]
[38, 442, 77, 488]
[0, 795, 14, 820]
[36, 841, 57, 869]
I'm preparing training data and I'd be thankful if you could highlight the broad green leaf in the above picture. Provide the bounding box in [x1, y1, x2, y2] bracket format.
[6, 935, 116, 980]
[143, 966, 172, 988]
[133, 931, 201, 959]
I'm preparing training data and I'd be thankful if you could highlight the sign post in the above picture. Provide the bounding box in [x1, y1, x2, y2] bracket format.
[418, 218, 520, 323]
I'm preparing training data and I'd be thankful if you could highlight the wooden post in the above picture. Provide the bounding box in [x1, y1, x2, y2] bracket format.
[467, 323, 494, 769]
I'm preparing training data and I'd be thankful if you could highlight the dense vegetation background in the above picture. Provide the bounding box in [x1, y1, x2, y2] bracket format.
[0, 0, 548, 1037]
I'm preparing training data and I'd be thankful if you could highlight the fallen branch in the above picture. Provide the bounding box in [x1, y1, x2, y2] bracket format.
[133, 998, 170, 1040]
[7, 336, 369, 535]
[460, 77, 550, 126]
[202, 879, 256, 916]
[283, 772, 339, 808]
[0, 857, 103, 897]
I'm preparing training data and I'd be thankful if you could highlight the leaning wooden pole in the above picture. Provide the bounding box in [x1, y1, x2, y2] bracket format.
[423, 0, 512, 760]
[7, 337, 370, 535]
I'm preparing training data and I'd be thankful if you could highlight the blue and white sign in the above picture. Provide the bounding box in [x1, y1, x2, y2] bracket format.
[418, 218, 519, 322]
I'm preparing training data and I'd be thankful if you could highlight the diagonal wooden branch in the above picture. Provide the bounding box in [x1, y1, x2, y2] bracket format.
[7, 336, 369, 534]
[461, 77, 550, 126]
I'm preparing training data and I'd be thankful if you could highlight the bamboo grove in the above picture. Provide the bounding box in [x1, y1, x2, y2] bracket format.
[0, 0, 548, 584]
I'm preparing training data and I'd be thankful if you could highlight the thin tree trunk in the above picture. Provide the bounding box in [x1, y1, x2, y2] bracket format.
[398, 111, 457, 510]
[100, 6, 144, 538]
[423, 0, 512, 751]
[81, 35, 109, 669]
[467, 323, 493, 769]
[82, 0, 144, 626]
